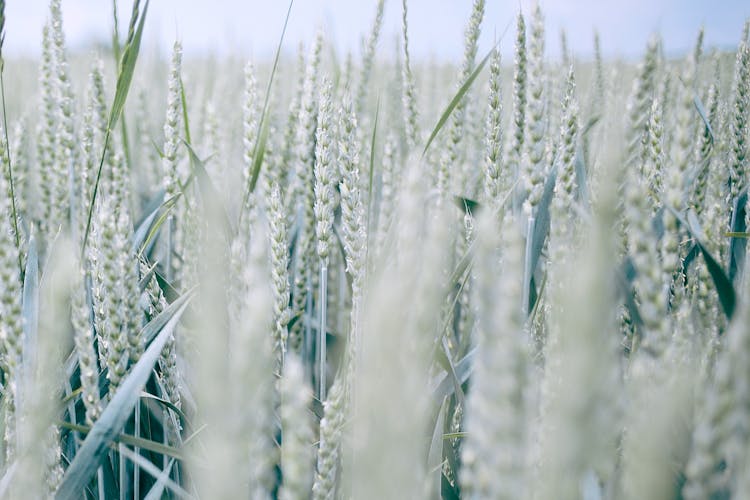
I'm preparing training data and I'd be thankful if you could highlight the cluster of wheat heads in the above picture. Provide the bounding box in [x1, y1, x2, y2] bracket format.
[1, 0, 750, 498]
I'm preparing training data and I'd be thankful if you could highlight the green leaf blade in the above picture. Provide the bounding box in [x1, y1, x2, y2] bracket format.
[422, 45, 493, 157]
[55, 290, 192, 500]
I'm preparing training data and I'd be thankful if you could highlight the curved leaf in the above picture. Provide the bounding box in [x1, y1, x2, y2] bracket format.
[422, 45, 494, 157]
[680, 242, 700, 278]
[699, 242, 736, 320]
[131, 188, 167, 252]
[137, 193, 182, 258]
[107, 0, 150, 132]
[668, 203, 736, 320]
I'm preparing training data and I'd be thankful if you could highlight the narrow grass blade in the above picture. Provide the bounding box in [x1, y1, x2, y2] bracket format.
[681, 242, 700, 277]
[118, 445, 190, 498]
[437, 263, 471, 354]
[530, 166, 557, 282]
[131, 191, 170, 253]
[134, 188, 166, 230]
[368, 95, 380, 202]
[248, 103, 271, 196]
[139, 392, 188, 424]
[700, 242, 736, 319]
[179, 77, 192, 145]
[522, 216, 534, 317]
[107, 0, 149, 132]
[439, 335, 465, 405]
[422, 46, 493, 157]
[365, 94, 380, 264]
[150, 137, 164, 159]
[521, 166, 558, 316]
[240, 0, 293, 221]
[143, 458, 178, 500]
[0, 0, 21, 274]
[82, 0, 151, 255]
[693, 94, 714, 144]
[155, 270, 181, 303]
[55, 291, 192, 500]
[0, 71, 20, 277]
[137, 262, 157, 292]
[431, 347, 476, 401]
[136, 193, 181, 257]
[729, 190, 747, 282]
[142, 288, 193, 344]
[442, 432, 467, 440]
[667, 203, 737, 320]
[59, 422, 186, 461]
[448, 240, 475, 287]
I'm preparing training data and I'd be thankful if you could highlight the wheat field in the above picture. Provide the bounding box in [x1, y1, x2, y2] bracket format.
[0, 0, 749, 498]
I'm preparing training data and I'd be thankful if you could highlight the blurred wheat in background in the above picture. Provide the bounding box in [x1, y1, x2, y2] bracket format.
[0, 0, 749, 498]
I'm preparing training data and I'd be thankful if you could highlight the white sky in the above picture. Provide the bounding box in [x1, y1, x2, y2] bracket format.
[4, 1, 749, 61]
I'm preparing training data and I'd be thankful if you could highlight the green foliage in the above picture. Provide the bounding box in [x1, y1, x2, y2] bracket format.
[2, 1, 750, 499]
[55, 292, 192, 499]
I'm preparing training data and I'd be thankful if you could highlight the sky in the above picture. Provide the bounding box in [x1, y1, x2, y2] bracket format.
[4, 1, 749, 62]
